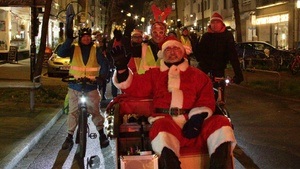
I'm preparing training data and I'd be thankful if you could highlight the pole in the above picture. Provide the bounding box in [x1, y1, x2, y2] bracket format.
[85, 0, 88, 26]
[201, 0, 205, 34]
[175, 0, 178, 24]
[296, 8, 300, 49]
[30, 0, 37, 81]
[297, 0, 300, 48]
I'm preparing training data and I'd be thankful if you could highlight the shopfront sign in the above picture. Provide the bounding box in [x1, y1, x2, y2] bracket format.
[255, 14, 289, 25]
[0, 0, 45, 6]
[7, 46, 18, 63]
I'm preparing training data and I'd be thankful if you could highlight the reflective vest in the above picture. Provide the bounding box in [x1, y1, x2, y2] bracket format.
[138, 43, 161, 74]
[69, 44, 100, 80]
[180, 36, 192, 48]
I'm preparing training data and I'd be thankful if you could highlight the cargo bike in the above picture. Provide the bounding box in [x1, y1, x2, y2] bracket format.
[104, 76, 233, 169]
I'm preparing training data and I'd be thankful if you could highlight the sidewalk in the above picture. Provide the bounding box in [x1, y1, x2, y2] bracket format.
[0, 59, 59, 168]
[0, 58, 114, 168]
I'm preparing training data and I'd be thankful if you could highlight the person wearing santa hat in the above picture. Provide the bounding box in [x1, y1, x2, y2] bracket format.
[195, 12, 243, 84]
[110, 36, 236, 169]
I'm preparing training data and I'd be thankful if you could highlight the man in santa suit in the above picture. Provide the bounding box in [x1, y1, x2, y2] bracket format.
[111, 36, 236, 169]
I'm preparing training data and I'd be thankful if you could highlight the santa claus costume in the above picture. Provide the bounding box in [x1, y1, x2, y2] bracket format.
[113, 36, 236, 169]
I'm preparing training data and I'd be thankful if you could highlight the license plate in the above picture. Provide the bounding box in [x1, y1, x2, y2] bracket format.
[60, 66, 70, 70]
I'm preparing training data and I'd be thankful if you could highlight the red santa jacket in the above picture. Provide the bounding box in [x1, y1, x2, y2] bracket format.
[113, 59, 215, 120]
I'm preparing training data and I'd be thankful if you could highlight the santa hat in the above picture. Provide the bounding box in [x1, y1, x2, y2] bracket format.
[210, 12, 224, 23]
[131, 29, 143, 37]
[157, 36, 185, 58]
[157, 36, 192, 58]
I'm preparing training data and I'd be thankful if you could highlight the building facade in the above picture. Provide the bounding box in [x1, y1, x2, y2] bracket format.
[0, 0, 107, 61]
[182, 0, 298, 50]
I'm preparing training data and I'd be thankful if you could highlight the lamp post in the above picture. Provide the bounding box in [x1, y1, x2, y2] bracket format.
[297, 0, 300, 48]
[30, 0, 37, 81]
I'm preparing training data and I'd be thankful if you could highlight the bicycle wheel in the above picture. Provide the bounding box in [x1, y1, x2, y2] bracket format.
[78, 107, 88, 158]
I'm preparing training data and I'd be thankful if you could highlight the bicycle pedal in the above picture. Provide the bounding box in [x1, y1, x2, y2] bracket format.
[89, 133, 97, 139]
[87, 155, 100, 169]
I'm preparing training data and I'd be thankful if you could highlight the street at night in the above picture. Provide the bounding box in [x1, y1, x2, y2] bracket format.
[1, 59, 299, 168]
[1, 0, 300, 169]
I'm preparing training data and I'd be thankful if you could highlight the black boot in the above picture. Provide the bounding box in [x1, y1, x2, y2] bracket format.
[209, 142, 233, 169]
[61, 134, 74, 150]
[98, 129, 109, 148]
[158, 147, 181, 169]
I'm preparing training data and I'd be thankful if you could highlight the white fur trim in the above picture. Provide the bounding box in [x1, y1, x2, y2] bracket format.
[188, 107, 213, 119]
[160, 59, 169, 71]
[183, 45, 192, 55]
[148, 116, 165, 124]
[172, 115, 187, 129]
[112, 69, 133, 89]
[151, 131, 180, 156]
[167, 65, 183, 108]
[207, 126, 236, 156]
[168, 65, 180, 92]
[161, 40, 185, 54]
[157, 50, 163, 59]
[211, 17, 223, 22]
[171, 89, 183, 108]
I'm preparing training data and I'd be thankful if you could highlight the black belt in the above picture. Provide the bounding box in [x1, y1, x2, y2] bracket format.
[155, 108, 190, 116]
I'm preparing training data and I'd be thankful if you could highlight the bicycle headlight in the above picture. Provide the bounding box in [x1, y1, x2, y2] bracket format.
[225, 78, 230, 84]
[80, 96, 87, 103]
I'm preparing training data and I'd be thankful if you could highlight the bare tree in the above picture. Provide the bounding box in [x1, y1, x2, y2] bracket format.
[232, 0, 242, 42]
[33, 0, 52, 78]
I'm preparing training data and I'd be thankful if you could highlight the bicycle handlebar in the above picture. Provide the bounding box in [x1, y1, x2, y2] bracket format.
[62, 76, 98, 85]
[210, 76, 232, 86]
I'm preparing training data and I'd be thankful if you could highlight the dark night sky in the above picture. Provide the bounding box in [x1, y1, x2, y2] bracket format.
[118, 0, 149, 16]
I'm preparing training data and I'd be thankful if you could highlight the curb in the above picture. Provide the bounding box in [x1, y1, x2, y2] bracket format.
[0, 109, 63, 169]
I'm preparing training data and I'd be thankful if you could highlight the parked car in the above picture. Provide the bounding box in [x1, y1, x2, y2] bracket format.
[235, 41, 294, 70]
[47, 44, 70, 77]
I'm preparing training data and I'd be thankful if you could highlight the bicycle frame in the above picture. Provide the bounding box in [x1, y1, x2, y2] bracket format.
[77, 89, 88, 159]
[211, 76, 231, 121]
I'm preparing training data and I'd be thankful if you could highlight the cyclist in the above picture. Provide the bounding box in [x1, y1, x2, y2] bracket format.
[57, 27, 110, 150]
[195, 12, 244, 84]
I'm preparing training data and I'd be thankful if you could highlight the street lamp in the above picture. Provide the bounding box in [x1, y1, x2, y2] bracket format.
[297, 0, 300, 48]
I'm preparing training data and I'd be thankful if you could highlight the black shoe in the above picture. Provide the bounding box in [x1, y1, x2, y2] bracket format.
[209, 142, 232, 169]
[62, 136, 74, 150]
[159, 147, 181, 169]
[98, 129, 109, 148]
[99, 134, 109, 148]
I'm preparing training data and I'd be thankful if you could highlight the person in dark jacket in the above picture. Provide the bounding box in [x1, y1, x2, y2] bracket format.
[57, 27, 110, 150]
[106, 29, 124, 98]
[195, 12, 243, 84]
